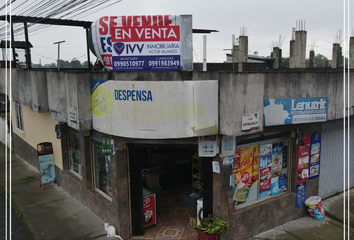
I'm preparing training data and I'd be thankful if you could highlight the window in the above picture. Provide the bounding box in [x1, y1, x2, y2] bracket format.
[67, 127, 82, 176]
[14, 102, 24, 132]
[233, 136, 290, 209]
[92, 135, 112, 199]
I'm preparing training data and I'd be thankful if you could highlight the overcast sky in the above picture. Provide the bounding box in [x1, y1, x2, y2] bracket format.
[1, 0, 352, 65]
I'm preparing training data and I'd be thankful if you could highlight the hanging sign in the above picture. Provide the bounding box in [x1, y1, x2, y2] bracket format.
[309, 131, 321, 179]
[90, 15, 192, 71]
[37, 142, 59, 189]
[241, 112, 259, 131]
[296, 182, 306, 208]
[92, 80, 218, 139]
[296, 129, 310, 184]
[264, 97, 328, 126]
[198, 135, 218, 157]
[69, 106, 77, 124]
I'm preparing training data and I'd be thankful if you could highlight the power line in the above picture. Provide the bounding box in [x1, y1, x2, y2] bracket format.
[0, 0, 123, 39]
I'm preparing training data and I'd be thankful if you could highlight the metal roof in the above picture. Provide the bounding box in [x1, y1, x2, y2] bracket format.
[0, 15, 92, 28]
[0, 40, 33, 49]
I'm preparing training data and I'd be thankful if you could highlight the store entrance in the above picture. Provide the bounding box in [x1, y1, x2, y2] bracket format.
[129, 145, 201, 239]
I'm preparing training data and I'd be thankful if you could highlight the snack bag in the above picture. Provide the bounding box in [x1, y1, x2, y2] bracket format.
[305, 196, 325, 221]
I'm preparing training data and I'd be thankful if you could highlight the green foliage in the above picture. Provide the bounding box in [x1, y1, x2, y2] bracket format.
[20, 176, 35, 181]
[39, 58, 92, 69]
[195, 215, 230, 235]
[314, 54, 331, 67]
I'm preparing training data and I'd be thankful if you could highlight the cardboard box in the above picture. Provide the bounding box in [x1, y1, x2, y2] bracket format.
[189, 217, 197, 227]
[146, 173, 159, 188]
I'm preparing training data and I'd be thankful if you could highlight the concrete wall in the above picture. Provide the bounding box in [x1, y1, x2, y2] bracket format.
[1, 68, 353, 139]
[350, 37, 354, 69]
[294, 31, 307, 68]
[31, 71, 49, 112]
[332, 43, 341, 69]
[220, 71, 354, 136]
[289, 40, 295, 68]
[0, 117, 11, 145]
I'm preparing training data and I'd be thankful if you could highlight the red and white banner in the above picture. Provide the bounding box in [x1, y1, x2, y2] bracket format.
[90, 15, 192, 71]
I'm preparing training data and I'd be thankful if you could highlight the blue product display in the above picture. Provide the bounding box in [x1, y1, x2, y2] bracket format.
[295, 182, 306, 208]
[279, 174, 288, 192]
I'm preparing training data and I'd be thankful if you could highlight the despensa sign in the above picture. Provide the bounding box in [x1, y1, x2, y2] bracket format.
[90, 15, 193, 71]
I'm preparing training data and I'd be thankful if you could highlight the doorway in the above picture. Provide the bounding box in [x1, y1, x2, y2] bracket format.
[129, 144, 203, 239]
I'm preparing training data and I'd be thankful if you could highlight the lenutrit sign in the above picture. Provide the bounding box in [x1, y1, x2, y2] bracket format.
[264, 97, 328, 126]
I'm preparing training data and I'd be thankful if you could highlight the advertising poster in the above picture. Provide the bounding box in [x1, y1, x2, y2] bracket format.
[260, 143, 272, 168]
[296, 131, 310, 184]
[233, 145, 259, 206]
[309, 131, 321, 179]
[271, 165, 282, 178]
[271, 176, 281, 195]
[282, 146, 287, 168]
[259, 167, 271, 192]
[279, 174, 288, 192]
[272, 142, 283, 166]
[233, 150, 241, 186]
[264, 97, 328, 126]
[223, 155, 234, 166]
[239, 145, 259, 185]
[221, 135, 236, 157]
[37, 142, 57, 187]
[91, 80, 218, 139]
[260, 190, 270, 198]
[38, 154, 56, 184]
[90, 15, 192, 71]
[296, 182, 306, 208]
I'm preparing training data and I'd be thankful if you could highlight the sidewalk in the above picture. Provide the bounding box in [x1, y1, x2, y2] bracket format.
[0, 145, 113, 240]
[1, 143, 353, 240]
[246, 189, 354, 240]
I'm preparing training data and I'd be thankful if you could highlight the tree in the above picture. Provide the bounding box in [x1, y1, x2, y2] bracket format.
[314, 54, 331, 67]
[281, 57, 289, 67]
[69, 58, 82, 68]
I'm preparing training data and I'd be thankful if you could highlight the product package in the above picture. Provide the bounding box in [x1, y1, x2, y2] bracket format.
[304, 196, 325, 221]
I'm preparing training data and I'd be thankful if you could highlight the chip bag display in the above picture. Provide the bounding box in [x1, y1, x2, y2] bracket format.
[304, 196, 325, 221]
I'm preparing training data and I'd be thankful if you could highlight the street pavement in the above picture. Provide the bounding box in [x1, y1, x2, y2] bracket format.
[0, 143, 353, 240]
[0, 181, 32, 240]
[0, 144, 113, 240]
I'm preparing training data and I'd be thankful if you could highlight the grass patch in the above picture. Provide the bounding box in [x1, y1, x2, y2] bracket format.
[0, 185, 34, 240]
[20, 176, 35, 181]
[0, 141, 15, 154]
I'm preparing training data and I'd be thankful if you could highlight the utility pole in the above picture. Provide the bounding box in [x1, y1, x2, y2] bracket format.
[53, 40, 65, 70]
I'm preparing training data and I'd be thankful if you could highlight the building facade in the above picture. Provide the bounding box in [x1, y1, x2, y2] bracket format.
[2, 67, 353, 240]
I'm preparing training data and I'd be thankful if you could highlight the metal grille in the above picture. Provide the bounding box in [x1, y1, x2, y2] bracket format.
[319, 119, 354, 198]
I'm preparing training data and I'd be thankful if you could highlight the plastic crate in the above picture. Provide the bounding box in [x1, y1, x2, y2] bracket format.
[181, 190, 202, 206]
[198, 230, 219, 240]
